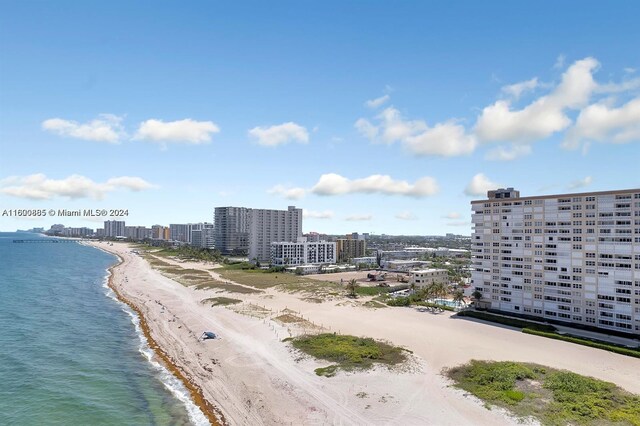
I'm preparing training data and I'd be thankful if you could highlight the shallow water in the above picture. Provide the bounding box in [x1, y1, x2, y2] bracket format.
[0, 233, 206, 425]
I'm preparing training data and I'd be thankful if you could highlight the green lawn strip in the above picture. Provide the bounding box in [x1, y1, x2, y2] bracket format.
[149, 246, 224, 263]
[522, 328, 640, 359]
[355, 286, 389, 296]
[194, 281, 262, 294]
[455, 310, 557, 332]
[201, 297, 242, 307]
[285, 333, 407, 376]
[447, 360, 640, 426]
[217, 268, 307, 289]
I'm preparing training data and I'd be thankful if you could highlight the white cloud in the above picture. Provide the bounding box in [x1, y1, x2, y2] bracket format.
[443, 212, 461, 219]
[624, 67, 636, 74]
[303, 210, 334, 219]
[248, 122, 309, 147]
[596, 77, 640, 94]
[554, 54, 566, 70]
[475, 57, 599, 143]
[355, 107, 476, 156]
[404, 121, 477, 156]
[365, 94, 390, 108]
[0, 174, 155, 200]
[568, 176, 593, 190]
[564, 97, 640, 149]
[464, 173, 502, 197]
[501, 77, 539, 99]
[134, 119, 219, 144]
[484, 144, 532, 161]
[267, 184, 306, 200]
[311, 173, 439, 198]
[345, 214, 373, 221]
[42, 114, 125, 143]
[354, 118, 379, 140]
[104, 176, 155, 191]
[395, 211, 417, 220]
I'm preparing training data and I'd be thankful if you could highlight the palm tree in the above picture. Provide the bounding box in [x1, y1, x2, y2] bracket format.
[428, 282, 448, 309]
[452, 289, 465, 307]
[346, 278, 359, 298]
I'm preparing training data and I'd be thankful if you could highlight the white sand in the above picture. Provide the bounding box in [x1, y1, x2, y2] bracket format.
[92, 242, 640, 425]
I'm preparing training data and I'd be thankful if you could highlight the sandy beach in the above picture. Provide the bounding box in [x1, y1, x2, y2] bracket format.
[91, 241, 640, 426]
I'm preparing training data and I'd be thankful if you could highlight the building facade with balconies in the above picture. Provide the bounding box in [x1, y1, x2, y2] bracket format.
[471, 188, 640, 335]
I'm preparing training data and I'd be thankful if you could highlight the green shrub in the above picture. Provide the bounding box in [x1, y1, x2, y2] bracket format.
[447, 360, 640, 425]
[522, 328, 640, 359]
[289, 333, 406, 375]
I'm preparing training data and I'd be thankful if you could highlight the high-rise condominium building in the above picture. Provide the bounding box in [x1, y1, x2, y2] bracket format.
[169, 223, 192, 243]
[471, 187, 640, 335]
[191, 223, 215, 249]
[248, 206, 303, 262]
[214, 207, 250, 255]
[104, 220, 125, 238]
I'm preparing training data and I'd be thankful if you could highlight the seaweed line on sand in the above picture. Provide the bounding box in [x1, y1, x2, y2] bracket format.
[106, 254, 227, 426]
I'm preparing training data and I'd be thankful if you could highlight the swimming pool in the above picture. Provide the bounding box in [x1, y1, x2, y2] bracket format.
[433, 298, 465, 308]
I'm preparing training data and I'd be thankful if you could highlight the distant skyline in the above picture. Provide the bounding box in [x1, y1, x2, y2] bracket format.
[1, 1, 639, 234]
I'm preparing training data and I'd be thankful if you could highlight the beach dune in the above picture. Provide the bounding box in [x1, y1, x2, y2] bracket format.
[93, 241, 640, 425]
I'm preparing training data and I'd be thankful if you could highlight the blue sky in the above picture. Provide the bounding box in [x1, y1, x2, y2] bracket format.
[1, 1, 639, 235]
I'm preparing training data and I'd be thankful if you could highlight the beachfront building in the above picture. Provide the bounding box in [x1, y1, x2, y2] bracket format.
[214, 207, 250, 255]
[409, 268, 449, 288]
[191, 223, 215, 249]
[124, 226, 150, 240]
[104, 220, 125, 238]
[61, 227, 93, 237]
[270, 239, 336, 266]
[249, 206, 303, 263]
[471, 187, 640, 335]
[151, 225, 164, 240]
[336, 236, 366, 263]
[169, 223, 192, 243]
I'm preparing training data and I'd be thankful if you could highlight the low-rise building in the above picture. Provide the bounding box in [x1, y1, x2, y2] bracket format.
[270, 239, 336, 266]
[383, 260, 431, 271]
[351, 256, 377, 266]
[410, 269, 449, 288]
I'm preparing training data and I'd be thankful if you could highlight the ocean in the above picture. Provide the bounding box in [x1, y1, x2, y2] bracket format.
[0, 232, 208, 425]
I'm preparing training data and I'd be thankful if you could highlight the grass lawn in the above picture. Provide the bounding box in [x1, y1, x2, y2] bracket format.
[285, 333, 407, 377]
[447, 360, 640, 426]
[201, 297, 242, 307]
[217, 267, 316, 289]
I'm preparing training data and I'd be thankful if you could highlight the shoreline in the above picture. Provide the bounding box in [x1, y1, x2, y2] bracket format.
[102, 251, 225, 426]
[86, 241, 640, 425]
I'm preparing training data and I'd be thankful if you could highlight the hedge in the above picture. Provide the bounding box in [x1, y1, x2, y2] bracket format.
[456, 310, 557, 332]
[522, 328, 640, 359]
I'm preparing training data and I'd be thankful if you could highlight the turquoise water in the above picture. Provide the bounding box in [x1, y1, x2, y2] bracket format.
[0, 233, 207, 425]
[433, 298, 465, 308]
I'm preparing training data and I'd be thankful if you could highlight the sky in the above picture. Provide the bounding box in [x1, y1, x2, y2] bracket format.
[1, 1, 639, 235]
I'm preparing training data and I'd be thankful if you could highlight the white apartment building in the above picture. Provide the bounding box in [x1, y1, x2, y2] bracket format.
[471, 187, 640, 335]
[104, 220, 125, 238]
[191, 223, 215, 249]
[248, 206, 302, 262]
[410, 269, 449, 288]
[270, 239, 336, 266]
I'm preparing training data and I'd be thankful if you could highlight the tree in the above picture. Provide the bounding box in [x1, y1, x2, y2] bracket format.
[376, 251, 382, 268]
[471, 290, 483, 304]
[346, 278, 359, 298]
[452, 289, 465, 307]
